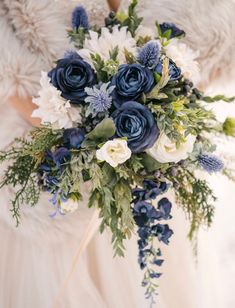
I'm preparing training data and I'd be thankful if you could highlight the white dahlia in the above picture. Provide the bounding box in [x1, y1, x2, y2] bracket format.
[78, 26, 137, 64]
[166, 39, 200, 84]
[32, 71, 81, 129]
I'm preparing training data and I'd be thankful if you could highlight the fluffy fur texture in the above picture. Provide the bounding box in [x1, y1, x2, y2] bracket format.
[0, 0, 73, 102]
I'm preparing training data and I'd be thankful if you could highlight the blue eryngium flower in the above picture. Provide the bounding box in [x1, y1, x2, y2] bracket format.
[85, 83, 115, 117]
[112, 101, 159, 153]
[137, 40, 161, 68]
[198, 154, 224, 173]
[71, 6, 89, 30]
[155, 59, 181, 81]
[63, 128, 85, 149]
[159, 22, 185, 39]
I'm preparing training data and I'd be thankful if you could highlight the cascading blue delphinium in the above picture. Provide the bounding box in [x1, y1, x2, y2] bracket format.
[132, 179, 173, 304]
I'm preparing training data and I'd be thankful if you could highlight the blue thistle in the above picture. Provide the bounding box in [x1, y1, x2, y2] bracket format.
[71, 6, 89, 31]
[198, 154, 224, 173]
[85, 83, 115, 117]
[137, 40, 161, 68]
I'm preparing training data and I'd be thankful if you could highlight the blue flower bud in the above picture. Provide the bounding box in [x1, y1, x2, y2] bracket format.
[198, 154, 224, 173]
[63, 128, 85, 149]
[71, 6, 89, 30]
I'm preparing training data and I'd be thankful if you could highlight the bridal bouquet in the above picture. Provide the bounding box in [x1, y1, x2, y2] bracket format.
[1, 0, 235, 303]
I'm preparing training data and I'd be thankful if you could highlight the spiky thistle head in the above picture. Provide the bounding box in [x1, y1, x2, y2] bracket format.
[137, 40, 161, 68]
[71, 6, 89, 31]
[198, 153, 224, 173]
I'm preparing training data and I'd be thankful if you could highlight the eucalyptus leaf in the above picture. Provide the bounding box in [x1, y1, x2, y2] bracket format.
[85, 118, 116, 142]
[140, 153, 168, 172]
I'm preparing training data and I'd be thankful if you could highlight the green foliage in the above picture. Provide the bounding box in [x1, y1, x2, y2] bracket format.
[67, 28, 86, 49]
[149, 98, 215, 144]
[84, 118, 116, 145]
[114, 179, 135, 235]
[140, 153, 170, 173]
[171, 168, 216, 246]
[119, 0, 143, 36]
[87, 159, 137, 257]
[223, 117, 235, 137]
[136, 35, 152, 47]
[202, 94, 235, 103]
[146, 58, 170, 99]
[90, 53, 108, 82]
[0, 128, 61, 224]
[124, 48, 136, 64]
[0, 154, 39, 225]
[91, 52, 119, 81]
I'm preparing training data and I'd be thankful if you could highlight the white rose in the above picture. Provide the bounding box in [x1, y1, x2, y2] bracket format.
[147, 132, 196, 163]
[135, 25, 155, 39]
[96, 139, 132, 168]
[60, 198, 79, 214]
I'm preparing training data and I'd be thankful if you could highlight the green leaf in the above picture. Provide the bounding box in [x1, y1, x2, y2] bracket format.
[162, 29, 172, 40]
[102, 162, 118, 187]
[114, 179, 134, 231]
[124, 48, 136, 64]
[140, 153, 169, 173]
[109, 46, 119, 61]
[147, 58, 170, 99]
[202, 95, 235, 103]
[85, 118, 116, 142]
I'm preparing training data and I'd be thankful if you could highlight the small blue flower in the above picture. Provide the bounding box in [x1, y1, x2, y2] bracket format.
[137, 40, 161, 68]
[155, 59, 181, 81]
[85, 83, 115, 117]
[63, 128, 85, 149]
[151, 223, 173, 245]
[198, 154, 224, 173]
[159, 22, 185, 39]
[153, 259, 164, 266]
[133, 180, 169, 202]
[71, 6, 89, 30]
[144, 180, 169, 199]
[133, 201, 159, 226]
[53, 147, 71, 169]
[149, 272, 162, 279]
[157, 198, 172, 220]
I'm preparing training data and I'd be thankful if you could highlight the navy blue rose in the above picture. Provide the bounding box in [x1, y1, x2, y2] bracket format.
[112, 101, 159, 153]
[48, 52, 96, 103]
[159, 22, 185, 39]
[155, 59, 181, 81]
[63, 128, 85, 149]
[111, 64, 155, 107]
